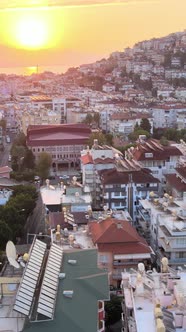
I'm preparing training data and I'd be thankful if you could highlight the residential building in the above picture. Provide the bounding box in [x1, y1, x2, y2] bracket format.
[81, 143, 116, 208]
[121, 263, 186, 332]
[138, 193, 186, 268]
[166, 165, 186, 199]
[109, 112, 153, 136]
[125, 138, 182, 188]
[2, 237, 109, 332]
[89, 217, 152, 287]
[40, 178, 92, 213]
[100, 163, 159, 220]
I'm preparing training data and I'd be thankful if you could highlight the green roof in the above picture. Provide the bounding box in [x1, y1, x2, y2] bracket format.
[23, 248, 109, 332]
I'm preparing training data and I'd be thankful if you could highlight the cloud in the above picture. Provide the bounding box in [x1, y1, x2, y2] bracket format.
[0, 0, 160, 10]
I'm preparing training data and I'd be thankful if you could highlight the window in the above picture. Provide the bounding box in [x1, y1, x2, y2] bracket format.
[145, 153, 153, 158]
[99, 255, 108, 264]
[175, 252, 186, 258]
[176, 238, 186, 246]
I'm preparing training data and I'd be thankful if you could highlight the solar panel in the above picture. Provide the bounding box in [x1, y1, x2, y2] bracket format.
[37, 243, 63, 319]
[14, 239, 47, 316]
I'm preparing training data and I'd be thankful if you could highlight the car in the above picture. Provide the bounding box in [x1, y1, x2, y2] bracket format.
[59, 175, 70, 180]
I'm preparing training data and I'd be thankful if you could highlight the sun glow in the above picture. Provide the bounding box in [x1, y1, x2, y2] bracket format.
[15, 16, 48, 49]
[1, 9, 63, 50]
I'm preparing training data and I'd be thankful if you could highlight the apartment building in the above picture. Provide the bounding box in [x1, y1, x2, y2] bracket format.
[125, 139, 182, 187]
[121, 264, 186, 332]
[81, 143, 116, 208]
[89, 217, 152, 288]
[138, 193, 186, 268]
[100, 163, 159, 220]
[109, 112, 153, 136]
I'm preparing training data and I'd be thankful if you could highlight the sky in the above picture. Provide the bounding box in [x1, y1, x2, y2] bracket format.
[0, 0, 186, 70]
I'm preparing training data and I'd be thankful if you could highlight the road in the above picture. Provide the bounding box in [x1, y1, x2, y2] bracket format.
[0, 139, 11, 167]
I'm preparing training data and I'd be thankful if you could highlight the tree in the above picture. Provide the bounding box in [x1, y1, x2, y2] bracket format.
[128, 129, 151, 142]
[93, 113, 100, 127]
[36, 152, 52, 179]
[84, 113, 93, 126]
[87, 132, 110, 146]
[160, 136, 169, 146]
[12, 185, 38, 201]
[0, 220, 12, 250]
[13, 132, 26, 147]
[23, 149, 35, 169]
[105, 295, 122, 327]
[0, 119, 6, 133]
[140, 118, 151, 133]
[11, 145, 26, 171]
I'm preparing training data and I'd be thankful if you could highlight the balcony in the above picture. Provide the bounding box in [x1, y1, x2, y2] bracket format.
[98, 320, 104, 332]
[169, 257, 186, 265]
[138, 208, 150, 222]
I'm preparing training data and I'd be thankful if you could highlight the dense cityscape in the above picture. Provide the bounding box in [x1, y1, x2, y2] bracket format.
[1, 30, 186, 332]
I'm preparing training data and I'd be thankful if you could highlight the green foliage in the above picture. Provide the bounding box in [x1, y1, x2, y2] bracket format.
[23, 149, 35, 169]
[84, 113, 93, 125]
[12, 185, 38, 201]
[0, 185, 38, 248]
[160, 136, 169, 146]
[140, 118, 151, 133]
[88, 132, 113, 147]
[10, 132, 35, 177]
[0, 220, 12, 250]
[10, 169, 35, 182]
[128, 129, 151, 142]
[105, 295, 122, 327]
[36, 152, 52, 180]
[0, 119, 6, 132]
[13, 132, 27, 147]
[116, 143, 136, 154]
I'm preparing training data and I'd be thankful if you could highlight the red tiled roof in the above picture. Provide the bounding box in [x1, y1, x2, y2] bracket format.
[27, 124, 91, 147]
[100, 168, 159, 185]
[89, 218, 151, 254]
[175, 166, 186, 179]
[0, 166, 12, 173]
[94, 158, 114, 164]
[166, 174, 186, 192]
[81, 154, 93, 165]
[132, 139, 182, 161]
[98, 243, 151, 255]
[110, 113, 150, 121]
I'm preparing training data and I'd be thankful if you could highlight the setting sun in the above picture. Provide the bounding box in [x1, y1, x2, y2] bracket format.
[0, 9, 63, 51]
[15, 16, 48, 49]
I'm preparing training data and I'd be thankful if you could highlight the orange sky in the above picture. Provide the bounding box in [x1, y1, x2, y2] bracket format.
[0, 0, 186, 69]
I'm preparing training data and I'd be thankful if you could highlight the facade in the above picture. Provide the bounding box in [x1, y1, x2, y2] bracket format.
[109, 112, 153, 136]
[27, 124, 91, 173]
[81, 143, 116, 208]
[100, 165, 159, 220]
[138, 193, 186, 268]
[166, 165, 186, 198]
[125, 138, 182, 187]
[89, 217, 152, 288]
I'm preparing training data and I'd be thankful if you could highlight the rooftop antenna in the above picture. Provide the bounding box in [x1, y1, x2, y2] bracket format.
[6, 241, 20, 269]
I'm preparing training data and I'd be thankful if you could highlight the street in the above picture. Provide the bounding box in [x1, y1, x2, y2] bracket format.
[0, 138, 11, 167]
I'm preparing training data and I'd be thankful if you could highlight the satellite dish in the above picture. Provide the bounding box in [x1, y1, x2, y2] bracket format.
[6, 241, 20, 269]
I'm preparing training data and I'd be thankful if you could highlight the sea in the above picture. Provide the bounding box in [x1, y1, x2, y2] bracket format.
[0, 64, 73, 76]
